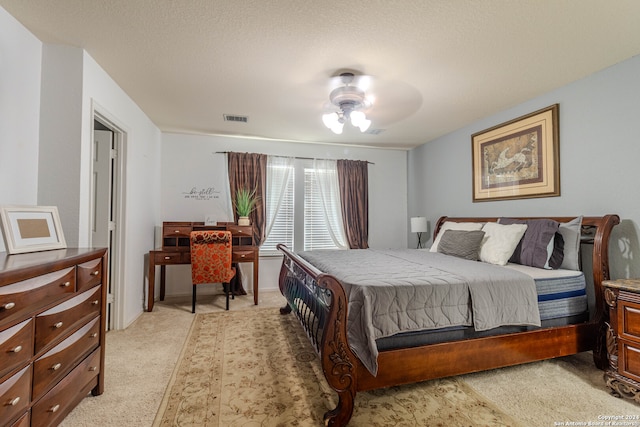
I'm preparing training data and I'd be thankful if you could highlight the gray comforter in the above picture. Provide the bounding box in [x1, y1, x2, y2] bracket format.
[298, 249, 541, 375]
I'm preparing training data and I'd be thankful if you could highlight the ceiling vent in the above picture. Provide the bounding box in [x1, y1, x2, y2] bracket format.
[365, 128, 385, 135]
[223, 114, 248, 123]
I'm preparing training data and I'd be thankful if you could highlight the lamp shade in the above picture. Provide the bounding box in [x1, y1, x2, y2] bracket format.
[410, 217, 428, 233]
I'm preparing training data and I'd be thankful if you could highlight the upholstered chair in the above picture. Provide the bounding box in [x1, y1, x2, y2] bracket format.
[190, 230, 236, 313]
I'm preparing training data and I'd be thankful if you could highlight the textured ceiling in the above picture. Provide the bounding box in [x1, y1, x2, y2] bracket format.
[3, 1, 640, 149]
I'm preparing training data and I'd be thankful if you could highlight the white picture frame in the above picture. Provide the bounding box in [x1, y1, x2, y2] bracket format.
[0, 205, 67, 254]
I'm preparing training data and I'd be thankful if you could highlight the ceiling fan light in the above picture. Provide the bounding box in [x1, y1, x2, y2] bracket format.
[330, 122, 344, 134]
[358, 119, 371, 132]
[350, 110, 366, 126]
[322, 112, 339, 128]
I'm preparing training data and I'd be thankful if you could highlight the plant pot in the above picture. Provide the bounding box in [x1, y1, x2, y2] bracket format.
[238, 216, 250, 226]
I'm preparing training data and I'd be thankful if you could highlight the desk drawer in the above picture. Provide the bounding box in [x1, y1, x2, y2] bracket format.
[0, 268, 75, 324]
[163, 224, 192, 238]
[233, 249, 256, 262]
[33, 317, 100, 400]
[0, 366, 31, 425]
[35, 286, 101, 354]
[153, 252, 186, 264]
[226, 225, 252, 237]
[0, 319, 33, 379]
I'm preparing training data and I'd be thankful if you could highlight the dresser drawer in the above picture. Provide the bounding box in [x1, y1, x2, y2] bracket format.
[34, 286, 101, 354]
[32, 348, 100, 427]
[619, 339, 640, 383]
[32, 317, 100, 400]
[77, 258, 103, 292]
[0, 366, 31, 426]
[0, 268, 75, 324]
[0, 319, 33, 379]
[9, 410, 29, 427]
[618, 299, 640, 342]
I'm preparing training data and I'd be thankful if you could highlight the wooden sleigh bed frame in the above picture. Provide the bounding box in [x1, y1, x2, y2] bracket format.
[277, 215, 620, 426]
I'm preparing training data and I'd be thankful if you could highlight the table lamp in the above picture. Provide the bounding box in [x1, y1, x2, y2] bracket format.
[410, 216, 428, 249]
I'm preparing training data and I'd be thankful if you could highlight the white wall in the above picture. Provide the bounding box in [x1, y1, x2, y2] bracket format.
[82, 53, 162, 328]
[408, 54, 640, 281]
[159, 133, 408, 297]
[38, 45, 84, 246]
[0, 5, 162, 328]
[36, 46, 162, 328]
[0, 7, 42, 252]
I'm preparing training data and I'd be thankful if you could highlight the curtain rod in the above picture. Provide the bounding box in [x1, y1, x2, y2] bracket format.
[215, 151, 374, 164]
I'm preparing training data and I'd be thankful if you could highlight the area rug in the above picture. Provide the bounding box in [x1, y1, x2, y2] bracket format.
[153, 309, 520, 426]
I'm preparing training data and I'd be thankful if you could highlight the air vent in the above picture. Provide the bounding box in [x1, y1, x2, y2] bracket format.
[365, 128, 385, 135]
[223, 114, 248, 123]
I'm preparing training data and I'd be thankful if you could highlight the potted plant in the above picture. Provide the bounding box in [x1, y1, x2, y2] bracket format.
[234, 187, 259, 226]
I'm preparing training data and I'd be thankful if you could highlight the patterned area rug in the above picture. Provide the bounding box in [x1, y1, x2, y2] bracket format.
[153, 309, 519, 427]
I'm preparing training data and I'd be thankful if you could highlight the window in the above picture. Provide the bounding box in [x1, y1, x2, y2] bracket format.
[261, 158, 347, 255]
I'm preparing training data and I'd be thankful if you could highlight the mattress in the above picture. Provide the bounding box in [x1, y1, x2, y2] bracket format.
[504, 263, 587, 321]
[377, 263, 588, 351]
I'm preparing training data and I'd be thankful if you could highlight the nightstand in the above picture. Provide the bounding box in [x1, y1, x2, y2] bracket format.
[603, 279, 640, 403]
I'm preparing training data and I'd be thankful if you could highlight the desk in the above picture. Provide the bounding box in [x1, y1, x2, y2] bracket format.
[147, 222, 258, 312]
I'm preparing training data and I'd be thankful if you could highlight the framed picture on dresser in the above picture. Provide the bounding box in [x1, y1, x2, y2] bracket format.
[0, 205, 67, 254]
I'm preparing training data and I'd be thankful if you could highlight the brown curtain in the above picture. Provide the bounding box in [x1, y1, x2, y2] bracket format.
[337, 159, 369, 249]
[227, 152, 267, 246]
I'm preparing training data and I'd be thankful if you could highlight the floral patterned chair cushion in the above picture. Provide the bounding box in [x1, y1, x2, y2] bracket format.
[190, 230, 236, 312]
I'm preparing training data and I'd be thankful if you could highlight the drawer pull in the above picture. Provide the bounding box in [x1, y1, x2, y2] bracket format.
[61, 281, 71, 287]
[49, 404, 60, 413]
[54, 321, 64, 329]
[164, 256, 171, 260]
[241, 254, 246, 258]
[2, 302, 15, 310]
[90, 333, 98, 338]
[91, 270, 100, 276]
[5, 396, 20, 406]
[89, 366, 98, 372]
[6, 396, 20, 406]
[10, 345, 23, 353]
[51, 363, 62, 371]
[92, 300, 100, 305]
[175, 230, 180, 233]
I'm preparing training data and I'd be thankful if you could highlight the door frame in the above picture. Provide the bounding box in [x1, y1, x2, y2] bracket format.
[90, 101, 127, 331]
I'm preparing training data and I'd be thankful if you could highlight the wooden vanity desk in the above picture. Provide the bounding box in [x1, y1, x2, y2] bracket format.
[147, 222, 259, 312]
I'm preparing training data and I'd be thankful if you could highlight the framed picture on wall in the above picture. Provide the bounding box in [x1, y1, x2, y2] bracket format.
[0, 205, 67, 254]
[471, 104, 560, 202]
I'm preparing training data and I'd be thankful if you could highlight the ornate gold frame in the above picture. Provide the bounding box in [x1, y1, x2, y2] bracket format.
[472, 104, 559, 202]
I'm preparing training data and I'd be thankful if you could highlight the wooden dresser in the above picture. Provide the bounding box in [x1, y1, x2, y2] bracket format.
[603, 278, 640, 403]
[0, 248, 108, 427]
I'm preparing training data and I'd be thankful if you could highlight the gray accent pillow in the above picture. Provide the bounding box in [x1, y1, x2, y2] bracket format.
[558, 216, 583, 270]
[499, 218, 562, 269]
[437, 229, 486, 261]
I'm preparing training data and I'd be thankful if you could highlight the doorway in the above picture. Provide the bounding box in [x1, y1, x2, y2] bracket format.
[91, 110, 126, 331]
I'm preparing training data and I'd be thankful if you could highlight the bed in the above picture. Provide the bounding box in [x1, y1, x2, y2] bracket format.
[277, 215, 620, 426]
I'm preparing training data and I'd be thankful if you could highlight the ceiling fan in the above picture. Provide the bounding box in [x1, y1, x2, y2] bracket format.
[322, 72, 374, 134]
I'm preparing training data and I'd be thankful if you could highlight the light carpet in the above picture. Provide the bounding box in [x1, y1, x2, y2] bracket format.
[153, 308, 640, 427]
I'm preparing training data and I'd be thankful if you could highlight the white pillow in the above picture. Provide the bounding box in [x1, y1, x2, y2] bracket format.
[479, 222, 528, 266]
[430, 221, 484, 252]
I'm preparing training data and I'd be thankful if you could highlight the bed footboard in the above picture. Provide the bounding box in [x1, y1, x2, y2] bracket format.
[277, 244, 358, 426]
